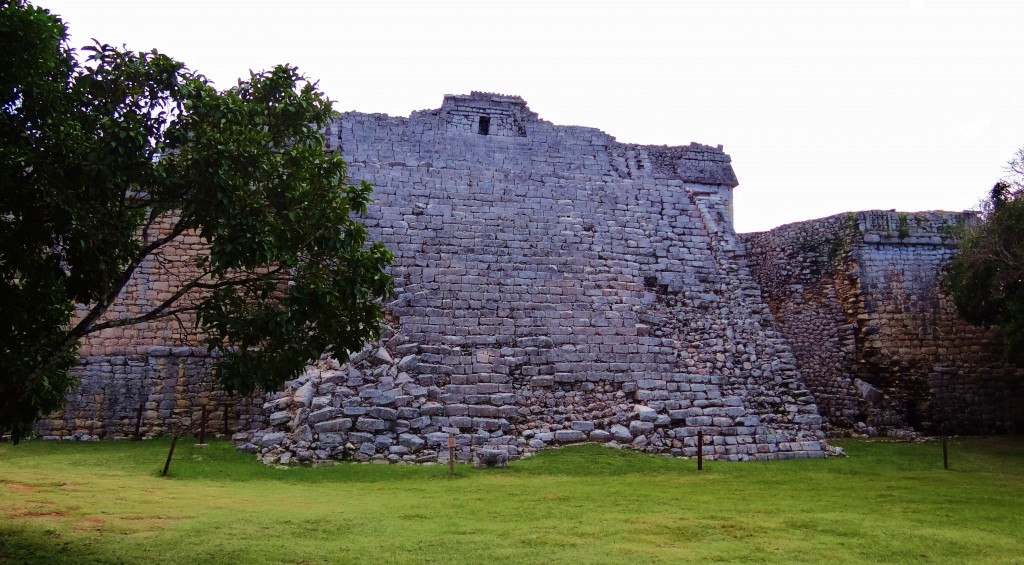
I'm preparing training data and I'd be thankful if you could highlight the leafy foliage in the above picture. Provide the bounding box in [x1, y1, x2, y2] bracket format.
[944, 152, 1024, 366]
[0, 1, 392, 442]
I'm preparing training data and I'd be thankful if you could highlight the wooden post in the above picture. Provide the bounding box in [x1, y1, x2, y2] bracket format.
[162, 432, 180, 477]
[447, 435, 457, 478]
[133, 402, 144, 440]
[942, 436, 949, 470]
[697, 430, 704, 471]
[197, 405, 208, 446]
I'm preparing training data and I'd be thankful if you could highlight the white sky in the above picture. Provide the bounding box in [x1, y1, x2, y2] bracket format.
[39, 0, 1024, 232]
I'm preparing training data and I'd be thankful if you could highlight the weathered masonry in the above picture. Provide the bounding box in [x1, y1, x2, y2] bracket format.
[36, 92, 1022, 464]
[34, 212, 267, 442]
[743, 211, 1024, 436]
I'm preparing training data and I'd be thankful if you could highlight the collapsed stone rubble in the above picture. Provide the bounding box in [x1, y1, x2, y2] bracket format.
[236, 324, 827, 465]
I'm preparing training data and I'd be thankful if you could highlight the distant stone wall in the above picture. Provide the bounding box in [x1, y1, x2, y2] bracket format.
[743, 211, 1024, 435]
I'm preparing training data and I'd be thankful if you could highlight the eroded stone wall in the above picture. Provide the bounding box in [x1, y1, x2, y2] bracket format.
[743, 211, 1024, 435]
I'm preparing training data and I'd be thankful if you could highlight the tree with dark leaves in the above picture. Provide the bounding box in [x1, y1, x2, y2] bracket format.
[0, 0, 392, 442]
[943, 148, 1024, 366]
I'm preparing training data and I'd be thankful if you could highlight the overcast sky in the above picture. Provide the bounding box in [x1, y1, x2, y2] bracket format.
[39, 0, 1024, 232]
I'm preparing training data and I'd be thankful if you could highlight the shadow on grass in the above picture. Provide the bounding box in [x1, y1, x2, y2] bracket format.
[0, 525, 117, 565]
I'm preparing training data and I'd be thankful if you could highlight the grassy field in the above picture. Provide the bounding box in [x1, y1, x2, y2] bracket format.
[0, 436, 1022, 564]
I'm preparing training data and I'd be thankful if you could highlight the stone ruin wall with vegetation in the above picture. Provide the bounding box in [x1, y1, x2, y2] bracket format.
[34, 212, 267, 441]
[742, 211, 1024, 436]
[37, 92, 1023, 464]
[37, 93, 828, 463]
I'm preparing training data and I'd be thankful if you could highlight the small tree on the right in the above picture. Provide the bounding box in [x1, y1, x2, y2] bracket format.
[943, 147, 1024, 366]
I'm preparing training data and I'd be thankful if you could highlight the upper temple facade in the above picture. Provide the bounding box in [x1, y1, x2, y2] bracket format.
[34, 93, 1024, 464]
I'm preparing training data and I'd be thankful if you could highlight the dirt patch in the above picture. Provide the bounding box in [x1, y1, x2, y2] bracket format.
[6, 483, 36, 492]
[20, 511, 66, 518]
[74, 517, 105, 532]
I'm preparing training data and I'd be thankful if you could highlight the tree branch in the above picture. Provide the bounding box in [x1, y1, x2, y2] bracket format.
[18, 218, 190, 403]
[89, 305, 198, 332]
[68, 221, 190, 341]
[86, 266, 287, 333]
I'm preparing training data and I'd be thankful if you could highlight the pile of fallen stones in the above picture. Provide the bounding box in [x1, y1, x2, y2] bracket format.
[234, 329, 450, 465]
[234, 323, 830, 466]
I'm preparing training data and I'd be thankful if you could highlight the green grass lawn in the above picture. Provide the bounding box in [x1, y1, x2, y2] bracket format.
[1, 436, 1021, 564]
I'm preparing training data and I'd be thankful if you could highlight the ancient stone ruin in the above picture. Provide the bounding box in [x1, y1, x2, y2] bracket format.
[744, 211, 1024, 436]
[35, 92, 1024, 465]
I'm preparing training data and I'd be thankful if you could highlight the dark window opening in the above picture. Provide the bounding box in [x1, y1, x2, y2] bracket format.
[478, 116, 490, 135]
[905, 399, 922, 430]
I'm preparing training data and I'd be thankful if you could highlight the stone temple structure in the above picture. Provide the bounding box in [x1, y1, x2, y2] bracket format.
[34, 92, 1024, 465]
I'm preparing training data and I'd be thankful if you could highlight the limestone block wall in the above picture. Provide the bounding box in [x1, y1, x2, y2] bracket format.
[38, 213, 265, 439]
[36, 347, 265, 440]
[76, 212, 205, 357]
[743, 211, 1024, 435]
[741, 214, 863, 432]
